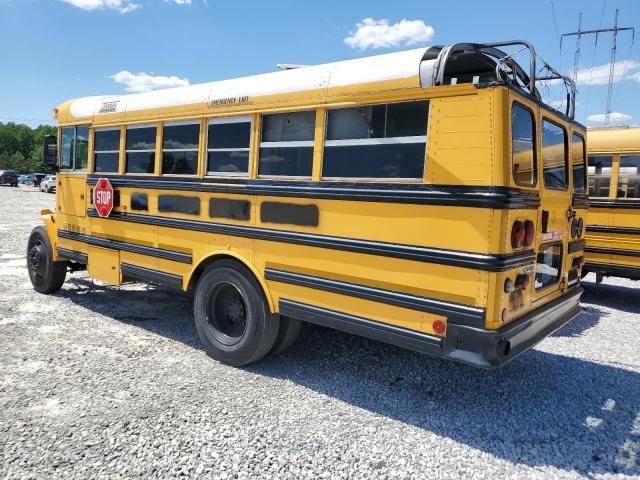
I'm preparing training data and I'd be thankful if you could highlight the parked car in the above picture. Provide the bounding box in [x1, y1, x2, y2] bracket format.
[26, 173, 46, 187]
[0, 170, 18, 187]
[40, 175, 57, 193]
[18, 174, 29, 184]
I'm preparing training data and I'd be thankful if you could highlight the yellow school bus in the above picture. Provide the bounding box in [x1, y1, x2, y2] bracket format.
[29, 40, 586, 368]
[585, 126, 640, 281]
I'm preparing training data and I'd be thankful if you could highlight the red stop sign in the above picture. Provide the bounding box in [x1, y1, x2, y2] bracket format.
[93, 178, 114, 218]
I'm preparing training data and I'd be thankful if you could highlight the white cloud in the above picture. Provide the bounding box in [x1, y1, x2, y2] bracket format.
[60, 0, 139, 13]
[575, 60, 640, 85]
[111, 71, 190, 93]
[165, 0, 192, 3]
[344, 18, 434, 50]
[586, 112, 632, 124]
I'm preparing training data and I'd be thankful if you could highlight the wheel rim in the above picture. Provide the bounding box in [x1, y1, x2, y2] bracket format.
[28, 240, 47, 283]
[206, 282, 248, 345]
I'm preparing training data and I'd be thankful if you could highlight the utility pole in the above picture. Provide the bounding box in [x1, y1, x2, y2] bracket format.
[561, 8, 635, 124]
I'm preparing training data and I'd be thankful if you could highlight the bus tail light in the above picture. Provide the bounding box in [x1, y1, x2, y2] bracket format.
[511, 221, 525, 249]
[515, 273, 530, 290]
[523, 220, 535, 247]
[433, 320, 446, 335]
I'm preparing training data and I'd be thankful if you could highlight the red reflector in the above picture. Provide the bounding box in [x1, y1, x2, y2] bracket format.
[523, 220, 535, 247]
[433, 320, 446, 335]
[511, 221, 525, 249]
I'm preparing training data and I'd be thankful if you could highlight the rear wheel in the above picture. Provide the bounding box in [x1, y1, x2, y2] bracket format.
[269, 316, 302, 357]
[27, 226, 67, 294]
[193, 260, 279, 366]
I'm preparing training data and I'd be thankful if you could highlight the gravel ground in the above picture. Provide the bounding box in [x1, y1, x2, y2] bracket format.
[0, 184, 639, 480]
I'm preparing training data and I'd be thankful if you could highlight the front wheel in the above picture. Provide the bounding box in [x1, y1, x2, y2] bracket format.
[193, 260, 279, 366]
[27, 226, 67, 294]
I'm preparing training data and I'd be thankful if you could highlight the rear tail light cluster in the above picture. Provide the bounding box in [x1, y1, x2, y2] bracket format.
[511, 220, 535, 249]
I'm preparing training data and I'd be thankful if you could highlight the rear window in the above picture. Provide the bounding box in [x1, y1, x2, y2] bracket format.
[542, 119, 568, 190]
[588, 155, 613, 197]
[571, 133, 586, 193]
[511, 103, 536, 187]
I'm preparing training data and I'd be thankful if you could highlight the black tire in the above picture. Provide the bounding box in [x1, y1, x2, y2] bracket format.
[27, 226, 67, 294]
[269, 316, 302, 357]
[193, 260, 279, 366]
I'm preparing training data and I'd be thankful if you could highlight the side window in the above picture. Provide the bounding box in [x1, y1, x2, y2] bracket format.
[162, 123, 200, 175]
[571, 133, 586, 193]
[322, 100, 428, 179]
[587, 155, 613, 197]
[94, 129, 120, 173]
[258, 111, 315, 177]
[617, 154, 640, 199]
[511, 103, 536, 187]
[60, 127, 74, 170]
[75, 127, 89, 170]
[542, 119, 568, 189]
[207, 117, 251, 176]
[125, 126, 156, 174]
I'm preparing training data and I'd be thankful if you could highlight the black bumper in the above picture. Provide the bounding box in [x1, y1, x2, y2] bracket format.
[443, 287, 582, 368]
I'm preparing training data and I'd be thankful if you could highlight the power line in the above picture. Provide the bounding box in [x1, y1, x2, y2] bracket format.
[561, 7, 635, 124]
[584, 0, 609, 118]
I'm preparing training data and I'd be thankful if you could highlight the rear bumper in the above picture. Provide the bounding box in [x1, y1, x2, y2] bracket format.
[443, 287, 582, 368]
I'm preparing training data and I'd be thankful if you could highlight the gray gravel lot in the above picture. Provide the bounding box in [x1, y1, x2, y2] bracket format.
[0, 184, 639, 479]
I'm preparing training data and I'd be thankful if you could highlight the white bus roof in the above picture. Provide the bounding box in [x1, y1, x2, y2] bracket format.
[63, 48, 436, 119]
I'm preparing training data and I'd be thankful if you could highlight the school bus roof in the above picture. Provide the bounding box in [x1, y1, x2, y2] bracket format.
[587, 126, 640, 154]
[54, 47, 439, 125]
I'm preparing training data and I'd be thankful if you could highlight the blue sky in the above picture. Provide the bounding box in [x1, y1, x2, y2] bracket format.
[0, 0, 638, 127]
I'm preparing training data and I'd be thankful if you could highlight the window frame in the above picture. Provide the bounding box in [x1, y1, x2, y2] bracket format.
[257, 110, 316, 180]
[92, 127, 121, 174]
[321, 100, 429, 183]
[541, 117, 569, 191]
[161, 120, 200, 177]
[616, 152, 640, 200]
[571, 132, 587, 193]
[124, 123, 157, 175]
[587, 153, 614, 198]
[510, 102, 538, 188]
[206, 115, 252, 178]
[59, 125, 90, 172]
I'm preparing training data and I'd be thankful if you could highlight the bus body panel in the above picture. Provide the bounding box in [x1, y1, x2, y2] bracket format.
[585, 127, 640, 279]
[44, 45, 585, 368]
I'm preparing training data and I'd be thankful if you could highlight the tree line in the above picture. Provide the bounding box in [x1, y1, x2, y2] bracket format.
[0, 122, 57, 173]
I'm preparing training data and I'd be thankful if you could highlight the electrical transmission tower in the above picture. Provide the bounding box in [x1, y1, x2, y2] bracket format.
[561, 8, 635, 124]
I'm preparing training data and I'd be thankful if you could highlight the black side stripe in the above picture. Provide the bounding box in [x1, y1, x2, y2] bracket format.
[58, 230, 192, 264]
[265, 268, 485, 327]
[587, 225, 640, 235]
[589, 199, 640, 209]
[584, 261, 640, 278]
[585, 246, 640, 258]
[87, 175, 540, 209]
[567, 239, 585, 254]
[279, 299, 443, 356]
[88, 209, 534, 272]
[57, 248, 88, 264]
[121, 263, 183, 289]
[572, 193, 589, 209]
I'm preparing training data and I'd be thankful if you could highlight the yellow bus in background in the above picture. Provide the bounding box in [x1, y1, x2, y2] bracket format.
[585, 126, 640, 281]
[28, 40, 586, 369]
